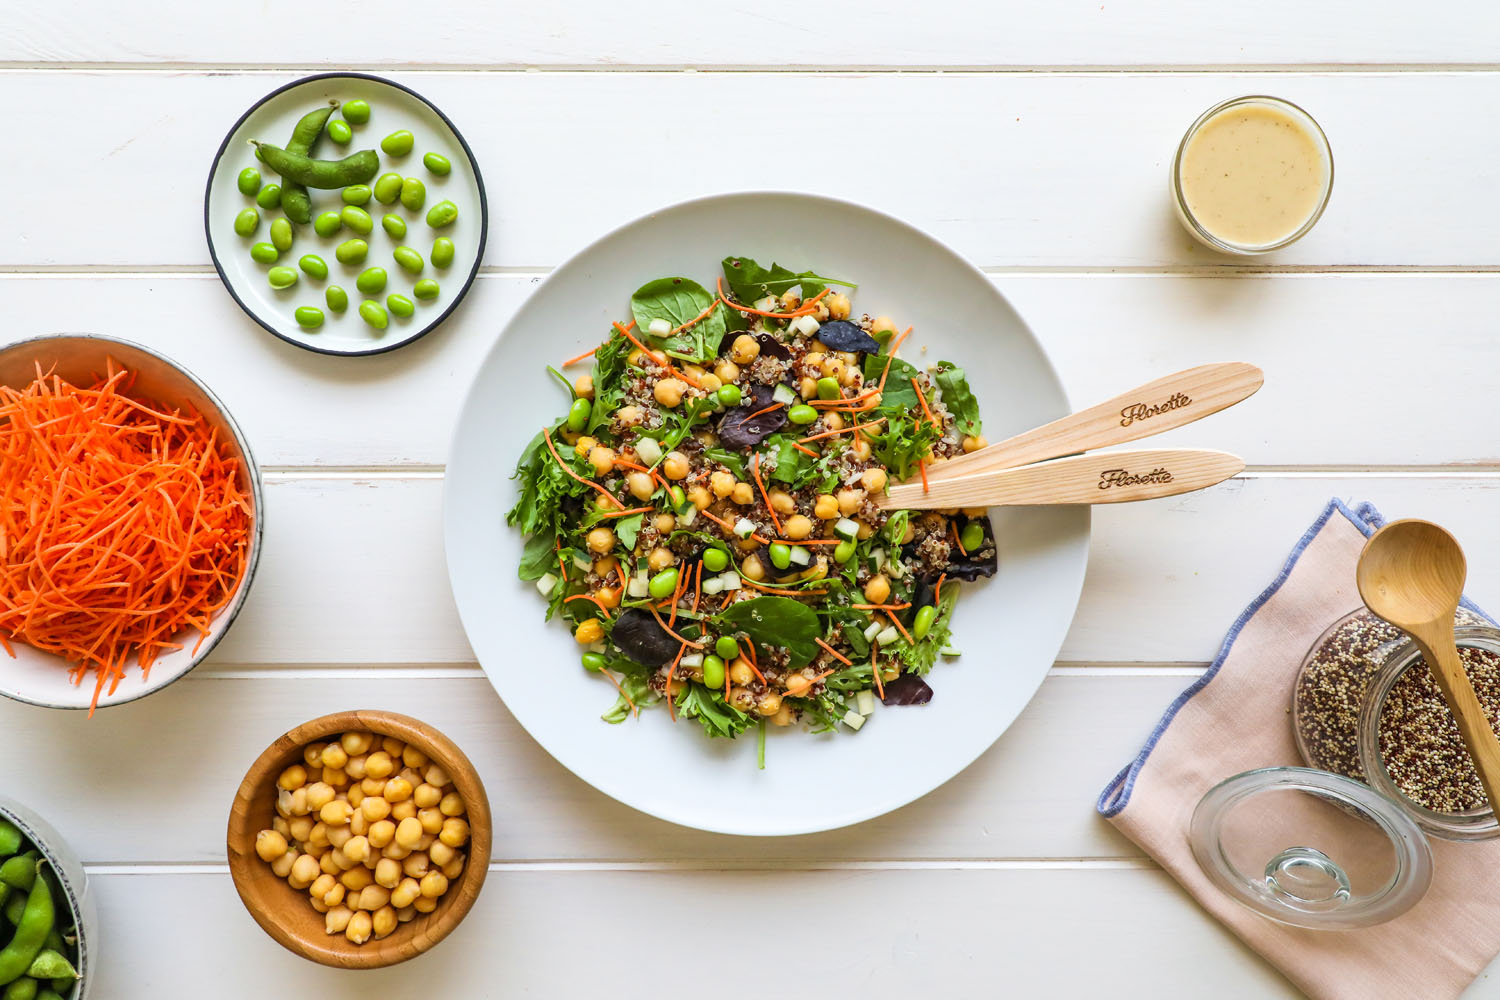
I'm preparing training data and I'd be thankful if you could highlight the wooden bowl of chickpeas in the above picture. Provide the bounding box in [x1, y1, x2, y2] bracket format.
[226, 710, 491, 969]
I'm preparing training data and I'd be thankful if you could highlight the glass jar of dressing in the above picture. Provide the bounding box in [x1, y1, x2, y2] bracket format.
[1172, 95, 1334, 255]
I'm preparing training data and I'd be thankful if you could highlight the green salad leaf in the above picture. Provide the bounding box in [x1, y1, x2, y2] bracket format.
[721, 256, 853, 305]
[703, 447, 747, 479]
[601, 669, 658, 724]
[894, 583, 961, 676]
[676, 684, 753, 739]
[934, 363, 981, 436]
[614, 512, 645, 550]
[717, 596, 822, 667]
[630, 277, 727, 362]
[587, 333, 631, 436]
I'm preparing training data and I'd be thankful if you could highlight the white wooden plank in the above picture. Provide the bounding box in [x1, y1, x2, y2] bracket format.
[6, 1, 1497, 69]
[0, 673, 1164, 863]
[6, 70, 1500, 268]
[89, 868, 1299, 999]
[5, 272, 1499, 469]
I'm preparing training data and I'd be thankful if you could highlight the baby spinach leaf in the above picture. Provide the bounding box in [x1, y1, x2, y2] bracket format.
[630, 277, 726, 361]
[934, 362, 981, 436]
[721, 256, 854, 305]
[862, 353, 922, 409]
[717, 596, 822, 667]
[518, 529, 558, 581]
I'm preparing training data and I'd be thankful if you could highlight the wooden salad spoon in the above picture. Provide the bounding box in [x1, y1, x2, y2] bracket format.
[1356, 519, 1500, 809]
[876, 447, 1244, 510]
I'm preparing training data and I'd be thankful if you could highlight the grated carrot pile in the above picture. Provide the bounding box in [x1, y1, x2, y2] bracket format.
[0, 365, 253, 713]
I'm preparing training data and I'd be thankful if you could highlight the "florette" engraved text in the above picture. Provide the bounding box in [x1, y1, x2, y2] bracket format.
[1120, 392, 1191, 428]
[1098, 467, 1174, 490]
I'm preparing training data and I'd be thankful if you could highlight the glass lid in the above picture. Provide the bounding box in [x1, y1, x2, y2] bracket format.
[1190, 766, 1433, 930]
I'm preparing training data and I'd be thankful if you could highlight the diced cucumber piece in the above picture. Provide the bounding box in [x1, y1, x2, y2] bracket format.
[856, 690, 876, 715]
[788, 546, 811, 567]
[772, 383, 796, 405]
[833, 518, 859, 541]
[842, 710, 866, 730]
[536, 573, 558, 596]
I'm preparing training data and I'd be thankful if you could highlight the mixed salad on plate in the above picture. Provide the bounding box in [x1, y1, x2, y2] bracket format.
[509, 257, 997, 756]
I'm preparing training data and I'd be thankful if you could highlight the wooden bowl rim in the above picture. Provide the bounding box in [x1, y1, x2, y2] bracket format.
[226, 709, 492, 969]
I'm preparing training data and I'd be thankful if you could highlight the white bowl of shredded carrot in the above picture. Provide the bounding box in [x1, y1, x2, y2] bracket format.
[0, 335, 262, 714]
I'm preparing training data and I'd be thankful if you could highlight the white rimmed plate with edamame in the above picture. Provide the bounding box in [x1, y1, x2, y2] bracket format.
[205, 73, 487, 357]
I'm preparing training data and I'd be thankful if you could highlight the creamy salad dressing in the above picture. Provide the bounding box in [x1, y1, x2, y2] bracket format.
[1178, 102, 1328, 249]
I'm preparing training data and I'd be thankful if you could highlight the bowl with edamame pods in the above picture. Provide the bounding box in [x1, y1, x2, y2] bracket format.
[205, 73, 487, 357]
[0, 797, 98, 1000]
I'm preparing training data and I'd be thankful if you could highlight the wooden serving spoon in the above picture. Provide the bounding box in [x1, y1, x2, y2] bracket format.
[923, 362, 1263, 483]
[1356, 519, 1500, 810]
[876, 447, 1244, 510]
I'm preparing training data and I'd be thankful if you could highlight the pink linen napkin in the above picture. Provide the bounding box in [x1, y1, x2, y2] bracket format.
[1098, 499, 1500, 1000]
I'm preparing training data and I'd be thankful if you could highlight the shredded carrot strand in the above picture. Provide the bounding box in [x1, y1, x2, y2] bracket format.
[561, 346, 598, 367]
[918, 459, 929, 494]
[850, 603, 912, 611]
[563, 593, 614, 618]
[716, 279, 831, 319]
[737, 402, 784, 426]
[669, 299, 721, 336]
[743, 639, 766, 683]
[613, 322, 702, 388]
[790, 442, 818, 457]
[697, 508, 770, 545]
[871, 641, 885, 699]
[542, 427, 625, 510]
[814, 638, 852, 666]
[691, 561, 703, 614]
[911, 376, 939, 430]
[798, 417, 887, 443]
[751, 454, 783, 535]
[886, 609, 912, 643]
[554, 539, 568, 583]
[950, 519, 968, 556]
[598, 667, 638, 717]
[648, 605, 704, 648]
[666, 643, 686, 722]
[934, 572, 948, 605]
[669, 559, 687, 628]
[739, 578, 827, 597]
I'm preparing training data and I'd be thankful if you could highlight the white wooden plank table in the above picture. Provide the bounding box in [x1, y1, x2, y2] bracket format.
[3, 5, 1497, 996]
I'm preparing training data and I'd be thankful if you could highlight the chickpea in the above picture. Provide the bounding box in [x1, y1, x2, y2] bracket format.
[855, 520, 875, 540]
[839, 364, 862, 387]
[368, 820, 396, 849]
[559, 428, 581, 445]
[799, 377, 818, 400]
[586, 526, 615, 554]
[647, 547, 676, 573]
[782, 514, 814, 540]
[327, 825, 353, 851]
[325, 906, 353, 935]
[783, 673, 812, 697]
[654, 378, 688, 408]
[802, 351, 826, 370]
[358, 884, 392, 912]
[573, 374, 594, 399]
[361, 777, 387, 798]
[863, 574, 891, 605]
[277, 764, 308, 791]
[902, 520, 917, 544]
[391, 800, 417, 823]
[391, 878, 422, 909]
[770, 703, 795, 727]
[688, 485, 711, 510]
[413, 895, 439, 914]
[342, 731, 373, 756]
[861, 468, 889, 492]
[729, 334, 761, 365]
[734, 535, 760, 553]
[272, 816, 291, 838]
[345, 755, 368, 781]
[709, 470, 736, 498]
[850, 437, 872, 461]
[403, 746, 430, 769]
[768, 490, 795, 515]
[395, 817, 425, 850]
[419, 807, 445, 835]
[345, 910, 373, 945]
[616, 404, 645, 427]
[320, 800, 354, 826]
[372, 905, 398, 940]
[288, 815, 315, 843]
[587, 446, 615, 476]
[413, 783, 442, 809]
[310, 873, 337, 902]
[272, 849, 299, 879]
[439, 792, 466, 817]
[700, 373, 722, 392]
[289, 853, 320, 889]
[439, 818, 471, 848]
[420, 871, 450, 898]
[822, 411, 844, 431]
[728, 687, 757, 712]
[741, 554, 766, 581]
[814, 495, 840, 520]
[256, 829, 289, 863]
[756, 691, 783, 717]
[963, 435, 988, 453]
[714, 360, 740, 383]
[349, 812, 369, 837]
[871, 315, 898, 338]
[305, 782, 335, 812]
[837, 488, 867, 516]
[574, 619, 604, 645]
[662, 451, 690, 480]
[322, 766, 349, 789]
[729, 658, 754, 686]
[402, 851, 431, 879]
[825, 292, 852, 320]
[303, 743, 326, 767]
[344, 835, 371, 865]
[317, 853, 340, 877]
[384, 777, 414, 803]
[320, 743, 348, 770]
[594, 585, 621, 609]
[626, 471, 655, 501]
[821, 357, 845, 381]
[341, 866, 373, 893]
[730, 482, 755, 505]
[363, 751, 394, 781]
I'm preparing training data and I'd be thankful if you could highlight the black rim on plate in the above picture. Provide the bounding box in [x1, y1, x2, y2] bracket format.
[203, 72, 489, 358]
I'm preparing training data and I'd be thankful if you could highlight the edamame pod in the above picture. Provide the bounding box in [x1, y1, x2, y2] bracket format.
[255, 184, 282, 210]
[23, 952, 74, 981]
[4, 976, 37, 1000]
[380, 130, 414, 156]
[399, 177, 426, 211]
[313, 211, 343, 237]
[325, 286, 349, 312]
[431, 237, 455, 268]
[359, 300, 389, 330]
[341, 184, 371, 205]
[327, 119, 352, 144]
[249, 242, 279, 264]
[340, 205, 373, 235]
[279, 103, 338, 224]
[425, 200, 458, 228]
[0, 863, 54, 985]
[335, 239, 368, 264]
[298, 254, 328, 280]
[253, 143, 380, 189]
[269, 218, 293, 252]
[413, 278, 439, 300]
[342, 100, 370, 125]
[387, 294, 414, 318]
[381, 214, 406, 238]
[356, 268, 387, 295]
[267, 267, 298, 289]
[392, 246, 423, 274]
[295, 307, 325, 329]
[236, 168, 261, 195]
[373, 173, 403, 204]
[0, 854, 37, 891]
[233, 209, 258, 237]
[422, 152, 451, 176]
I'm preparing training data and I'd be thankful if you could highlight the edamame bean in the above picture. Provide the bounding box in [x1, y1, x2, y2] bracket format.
[912, 604, 938, 641]
[702, 548, 729, 573]
[267, 266, 298, 289]
[769, 542, 792, 570]
[237, 168, 261, 195]
[0, 854, 36, 891]
[716, 385, 741, 408]
[567, 398, 591, 432]
[249, 242, 279, 264]
[255, 183, 282, 209]
[373, 173, 403, 204]
[380, 130, 414, 156]
[327, 119, 353, 144]
[341, 184, 371, 205]
[382, 214, 406, 238]
[816, 377, 841, 401]
[648, 568, 679, 600]
[270, 217, 293, 252]
[356, 267, 387, 294]
[715, 636, 740, 660]
[392, 246, 423, 273]
[787, 404, 818, 425]
[959, 521, 985, 553]
[387, 294, 414, 318]
[298, 254, 328, 279]
[252, 143, 379, 188]
[399, 177, 426, 211]
[342, 99, 370, 125]
[340, 205, 373, 235]
[313, 210, 342, 237]
[295, 307, 324, 329]
[431, 236, 455, 268]
[5, 975, 37, 1000]
[701, 654, 725, 690]
[413, 278, 439, 300]
[834, 539, 856, 564]
[233, 208, 259, 237]
[0, 863, 54, 984]
[425, 200, 458, 228]
[359, 300, 388, 330]
[423, 152, 451, 176]
[335, 239, 368, 264]
[581, 652, 607, 673]
[325, 285, 349, 312]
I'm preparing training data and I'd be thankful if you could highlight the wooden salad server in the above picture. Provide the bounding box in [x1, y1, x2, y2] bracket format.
[876, 447, 1244, 510]
[1356, 520, 1500, 809]
[922, 362, 1263, 483]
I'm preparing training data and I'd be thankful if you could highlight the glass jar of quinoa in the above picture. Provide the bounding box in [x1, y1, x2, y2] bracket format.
[1292, 608, 1500, 841]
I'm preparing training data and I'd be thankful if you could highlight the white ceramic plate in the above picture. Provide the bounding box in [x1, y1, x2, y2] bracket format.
[205, 73, 487, 357]
[444, 193, 1089, 835]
